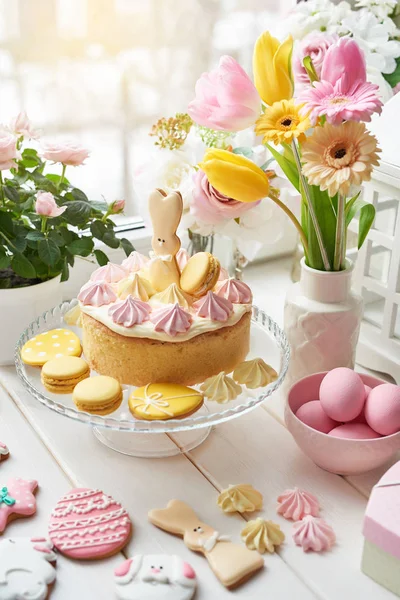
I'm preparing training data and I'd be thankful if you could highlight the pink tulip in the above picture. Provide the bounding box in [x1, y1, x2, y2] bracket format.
[191, 169, 259, 225]
[0, 131, 20, 170]
[41, 139, 90, 166]
[188, 56, 260, 132]
[293, 32, 338, 86]
[35, 191, 67, 218]
[9, 111, 38, 139]
[110, 199, 125, 214]
[298, 38, 382, 125]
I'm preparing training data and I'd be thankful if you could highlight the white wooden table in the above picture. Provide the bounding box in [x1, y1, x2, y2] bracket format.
[1, 257, 397, 599]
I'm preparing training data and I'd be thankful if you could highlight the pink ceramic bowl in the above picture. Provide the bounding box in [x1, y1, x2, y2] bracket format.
[285, 372, 400, 475]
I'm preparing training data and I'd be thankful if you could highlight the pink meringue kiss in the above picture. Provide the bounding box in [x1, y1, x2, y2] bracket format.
[193, 291, 233, 322]
[108, 296, 151, 327]
[90, 262, 127, 283]
[216, 278, 252, 304]
[176, 248, 190, 271]
[277, 488, 320, 521]
[78, 281, 117, 306]
[150, 303, 192, 336]
[292, 516, 336, 552]
[121, 251, 149, 272]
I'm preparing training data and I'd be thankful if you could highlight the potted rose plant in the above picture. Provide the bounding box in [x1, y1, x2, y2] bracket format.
[0, 112, 133, 364]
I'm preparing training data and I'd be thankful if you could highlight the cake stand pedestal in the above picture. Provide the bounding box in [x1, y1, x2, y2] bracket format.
[92, 426, 212, 458]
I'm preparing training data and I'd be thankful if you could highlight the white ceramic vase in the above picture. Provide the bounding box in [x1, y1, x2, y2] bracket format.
[1, 275, 62, 366]
[284, 258, 363, 389]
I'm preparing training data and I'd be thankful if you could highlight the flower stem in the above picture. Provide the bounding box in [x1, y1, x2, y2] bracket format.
[58, 164, 67, 190]
[291, 140, 331, 271]
[41, 217, 47, 234]
[268, 190, 309, 260]
[334, 194, 345, 271]
[0, 172, 5, 208]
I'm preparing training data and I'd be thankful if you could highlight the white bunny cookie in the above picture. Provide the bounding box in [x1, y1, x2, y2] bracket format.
[148, 189, 183, 292]
[149, 500, 264, 589]
[115, 554, 196, 600]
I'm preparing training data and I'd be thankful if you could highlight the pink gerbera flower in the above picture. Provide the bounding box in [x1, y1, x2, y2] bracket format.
[298, 38, 382, 125]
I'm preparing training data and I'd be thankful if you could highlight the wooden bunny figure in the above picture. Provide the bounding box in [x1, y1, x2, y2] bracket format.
[149, 500, 264, 589]
[148, 189, 183, 292]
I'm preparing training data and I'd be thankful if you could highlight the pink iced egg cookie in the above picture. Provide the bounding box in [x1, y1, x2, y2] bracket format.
[49, 488, 132, 560]
[296, 401, 338, 434]
[364, 383, 400, 436]
[319, 368, 366, 422]
[328, 423, 381, 440]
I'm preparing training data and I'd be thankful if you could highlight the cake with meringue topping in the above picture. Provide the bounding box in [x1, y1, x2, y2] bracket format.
[78, 188, 252, 386]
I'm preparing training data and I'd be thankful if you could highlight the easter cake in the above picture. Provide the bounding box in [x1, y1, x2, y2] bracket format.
[78, 188, 252, 386]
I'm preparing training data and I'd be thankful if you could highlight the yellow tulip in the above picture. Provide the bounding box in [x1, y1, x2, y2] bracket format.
[199, 149, 270, 203]
[253, 32, 294, 106]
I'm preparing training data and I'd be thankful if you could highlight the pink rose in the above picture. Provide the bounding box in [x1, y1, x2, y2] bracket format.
[293, 32, 338, 86]
[35, 191, 67, 218]
[9, 111, 38, 139]
[191, 169, 259, 225]
[110, 199, 125, 214]
[188, 56, 260, 132]
[41, 139, 90, 166]
[0, 131, 20, 170]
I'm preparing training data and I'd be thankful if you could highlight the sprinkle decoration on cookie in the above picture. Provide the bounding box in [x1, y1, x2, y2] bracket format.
[0, 478, 38, 533]
[49, 488, 132, 559]
[0, 537, 57, 600]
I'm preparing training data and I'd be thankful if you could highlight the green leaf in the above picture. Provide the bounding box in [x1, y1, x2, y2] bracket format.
[13, 235, 27, 253]
[0, 278, 11, 289]
[26, 230, 45, 242]
[31, 170, 58, 194]
[0, 250, 10, 270]
[59, 228, 75, 245]
[102, 230, 120, 249]
[63, 201, 92, 226]
[90, 220, 107, 240]
[232, 147, 253, 159]
[11, 253, 36, 278]
[46, 173, 70, 186]
[265, 143, 300, 192]
[21, 148, 42, 169]
[4, 186, 20, 203]
[90, 200, 108, 212]
[38, 238, 61, 266]
[66, 237, 94, 257]
[345, 193, 376, 249]
[303, 55, 319, 83]
[60, 259, 69, 282]
[71, 188, 89, 202]
[66, 251, 75, 267]
[301, 184, 337, 271]
[120, 237, 135, 256]
[48, 230, 65, 247]
[383, 57, 400, 88]
[94, 249, 109, 266]
[0, 212, 14, 236]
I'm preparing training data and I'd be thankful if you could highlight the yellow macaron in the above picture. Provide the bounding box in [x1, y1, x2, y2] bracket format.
[73, 375, 123, 415]
[128, 383, 203, 421]
[21, 328, 82, 366]
[41, 356, 90, 394]
[180, 252, 220, 298]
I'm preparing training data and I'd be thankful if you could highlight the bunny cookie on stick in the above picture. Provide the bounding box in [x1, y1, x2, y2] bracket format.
[148, 189, 183, 292]
[148, 500, 264, 589]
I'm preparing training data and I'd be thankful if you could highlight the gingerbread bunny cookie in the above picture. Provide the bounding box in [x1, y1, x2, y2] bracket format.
[148, 500, 264, 589]
[148, 189, 183, 292]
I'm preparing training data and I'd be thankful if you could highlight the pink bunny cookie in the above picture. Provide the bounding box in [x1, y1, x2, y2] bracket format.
[0, 537, 56, 600]
[0, 478, 38, 533]
[49, 487, 132, 559]
[148, 189, 183, 292]
[115, 554, 196, 600]
[149, 500, 264, 589]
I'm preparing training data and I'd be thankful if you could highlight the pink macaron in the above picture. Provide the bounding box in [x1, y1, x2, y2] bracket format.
[328, 423, 381, 440]
[364, 383, 400, 436]
[296, 400, 338, 434]
[319, 368, 366, 422]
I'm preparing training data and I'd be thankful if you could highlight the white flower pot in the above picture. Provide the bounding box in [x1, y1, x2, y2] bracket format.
[284, 258, 363, 389]
[1, 275, 62, 366]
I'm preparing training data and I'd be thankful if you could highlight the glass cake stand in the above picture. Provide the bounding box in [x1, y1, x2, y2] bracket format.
[15, 300, 289, 458]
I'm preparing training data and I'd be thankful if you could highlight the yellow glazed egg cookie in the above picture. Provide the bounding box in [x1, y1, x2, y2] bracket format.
[128, 383, 203, 420]
[73, 375, 123, 415]
[41, 356, 90, 394]
[21, 328, 82, 366]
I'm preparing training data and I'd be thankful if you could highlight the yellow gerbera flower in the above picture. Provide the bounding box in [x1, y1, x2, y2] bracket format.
[255, 99, 310, 145]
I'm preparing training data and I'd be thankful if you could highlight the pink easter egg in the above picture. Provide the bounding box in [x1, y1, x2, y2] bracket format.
[296, 400, 338, 434]
[328, 423, 381, 440]
[364, 384, 400, 436]
[319, 368, 365, 422]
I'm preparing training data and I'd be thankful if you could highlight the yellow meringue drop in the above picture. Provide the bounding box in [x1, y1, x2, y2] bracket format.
[150, 283, 193, 310]
[117, 273, 154, 301]
[200, 372, 241, 404]
[217, 484, 263, 513]
[64, 303, 82, 327]
[241, 518, 285, 554]
[233, 358, 278, 389]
